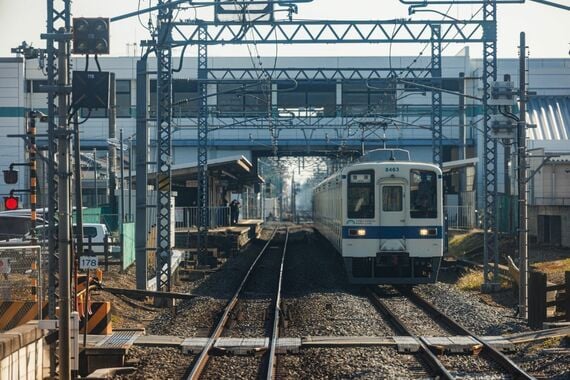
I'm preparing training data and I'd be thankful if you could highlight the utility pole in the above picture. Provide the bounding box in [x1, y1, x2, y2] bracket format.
[56, 28, 72, 380]
[28, 112, 38, 245]
[128, 137, 132, 222]
[518, 31, 529, 319]
[74, 115, 85, 256]
[120, 128, 125, 224]
[108, 74, 117, 214]
[93, 148, 98, 207]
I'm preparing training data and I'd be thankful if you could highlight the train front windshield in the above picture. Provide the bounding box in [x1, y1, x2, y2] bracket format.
[410, 170, 438, 219]
[347, 170, 375, 219]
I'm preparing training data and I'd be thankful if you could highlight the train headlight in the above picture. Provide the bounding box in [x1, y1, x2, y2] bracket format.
[349, 228, 367, 237]
[419, 228, 437, 236]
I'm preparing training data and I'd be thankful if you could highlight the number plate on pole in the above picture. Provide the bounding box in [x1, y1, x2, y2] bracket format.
[79, 256, 98, 269]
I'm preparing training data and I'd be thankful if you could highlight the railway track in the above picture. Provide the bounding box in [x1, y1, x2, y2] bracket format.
[368, 286, 534, 380]
[186, 226, 289, 380]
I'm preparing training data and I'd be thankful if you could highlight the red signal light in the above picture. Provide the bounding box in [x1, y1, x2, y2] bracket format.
[4, 196, 19, 210]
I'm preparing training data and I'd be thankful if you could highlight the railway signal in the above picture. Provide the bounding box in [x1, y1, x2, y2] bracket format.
[72, 17, 110, 55]
[3, 169, 18, 184]
[4, 195, 19, 210]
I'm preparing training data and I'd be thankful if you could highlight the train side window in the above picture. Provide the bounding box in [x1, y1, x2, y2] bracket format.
[382, 186, 402, 212]
[410, 170, 437, 218]
[347, 170, 375, 219]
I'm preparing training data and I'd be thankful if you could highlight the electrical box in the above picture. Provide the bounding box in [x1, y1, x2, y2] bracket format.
[489, 81, 515, 106]
[72, 71, 110, 110]
[490, 114, 516, 139]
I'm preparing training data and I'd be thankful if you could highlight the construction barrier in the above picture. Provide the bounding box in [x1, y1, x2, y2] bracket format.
[0, 301, 48, 331]
[79, 301, 112, 335]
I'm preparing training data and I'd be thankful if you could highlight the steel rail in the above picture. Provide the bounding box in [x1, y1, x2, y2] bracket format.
[186, 225, 281, 380]
[366, 287, 454, 380]
[266, 227, 289, 380]
[400, 288, 534, 380]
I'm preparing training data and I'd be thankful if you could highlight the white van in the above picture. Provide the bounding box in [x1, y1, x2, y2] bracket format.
[30, 223, 120, 256]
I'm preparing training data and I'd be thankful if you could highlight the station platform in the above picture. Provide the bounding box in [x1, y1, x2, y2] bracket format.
[174, 219, 263, 271]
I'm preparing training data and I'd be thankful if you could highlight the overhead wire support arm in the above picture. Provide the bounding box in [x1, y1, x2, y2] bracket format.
[110, 0, 315, 22]
[398, 0, 569, 12]
[166, 19, 488, 46]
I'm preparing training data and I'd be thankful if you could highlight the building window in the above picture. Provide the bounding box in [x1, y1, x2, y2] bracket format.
[150, 79, 199, 118]
[25, 80, 49, 93]
[116, 80, 131, 118]
[342, 80, 396, 116]
[217, 82, 270, 116]
[277, 81, 335, 117]
[80, 79, 131, 118]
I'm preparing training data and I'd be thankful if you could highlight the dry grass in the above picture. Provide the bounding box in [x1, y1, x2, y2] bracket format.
[532, 258, 570, 274]
[457, 269, 510, 291]
[448, 231, 483, 257]
[532, 258, 570, 284]
[457, 269, 485, 291]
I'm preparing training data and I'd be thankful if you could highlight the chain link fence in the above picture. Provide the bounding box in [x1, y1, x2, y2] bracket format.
[0, 245, 44, 303]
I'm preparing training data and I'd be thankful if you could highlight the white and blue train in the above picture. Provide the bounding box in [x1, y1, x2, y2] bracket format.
[313, 149, 443, 284]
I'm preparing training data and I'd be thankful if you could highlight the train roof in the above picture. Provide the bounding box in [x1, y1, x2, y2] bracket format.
[358, 149, 410, 162]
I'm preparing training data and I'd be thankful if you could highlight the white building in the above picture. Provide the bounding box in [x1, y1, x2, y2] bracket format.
[1, 52, 569, 244]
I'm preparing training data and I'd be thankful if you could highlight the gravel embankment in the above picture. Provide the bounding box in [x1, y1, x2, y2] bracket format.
[278, 230, 427, 378]
[202, 233, 285, 379]
[116, 234, 273, 379]
[415, 282, 529, 336]
[113, 227, 566, 379]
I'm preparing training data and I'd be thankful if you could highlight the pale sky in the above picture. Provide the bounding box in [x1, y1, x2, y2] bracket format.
[0, 0, 569, 58]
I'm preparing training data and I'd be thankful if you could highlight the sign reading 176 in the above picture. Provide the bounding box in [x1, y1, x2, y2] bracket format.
[79, 256, 98, 270]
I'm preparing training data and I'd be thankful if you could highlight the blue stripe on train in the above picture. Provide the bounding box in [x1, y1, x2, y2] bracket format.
[342, 226, 443, 239]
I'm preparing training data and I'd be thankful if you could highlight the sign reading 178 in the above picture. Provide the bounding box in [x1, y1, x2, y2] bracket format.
[79, 256, 98, 270]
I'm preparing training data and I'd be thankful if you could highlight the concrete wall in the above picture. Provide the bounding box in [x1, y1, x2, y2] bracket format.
[528, 205, 570, 247]
[0, 321, 43, 380]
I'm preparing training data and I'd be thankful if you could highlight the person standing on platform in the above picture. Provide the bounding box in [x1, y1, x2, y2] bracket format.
[230, 199, 241, 225]
[230, 200, 237, 225]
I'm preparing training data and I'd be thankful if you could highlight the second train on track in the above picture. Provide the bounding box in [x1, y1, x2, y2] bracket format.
[313, 149, 443, 285]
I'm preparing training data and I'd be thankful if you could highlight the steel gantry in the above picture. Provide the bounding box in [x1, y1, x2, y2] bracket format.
[142, 1, 499, 290]
[44, 0, 71, 377]
[197, 23, 209, 265]
[430, 24, 443, 166]
[482, 0, 500, 290]
[155, 0, 174, 291]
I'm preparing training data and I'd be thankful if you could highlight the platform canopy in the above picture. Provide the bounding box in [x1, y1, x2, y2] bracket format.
[147, 155, 263, 187]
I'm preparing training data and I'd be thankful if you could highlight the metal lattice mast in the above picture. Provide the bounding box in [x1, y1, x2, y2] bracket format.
[482, 0, 499, 289]
[431, 24, 443, 166]
[44, 0, 71, 377]
[155, 0, 173, 291]
[197, 23, 209, 264]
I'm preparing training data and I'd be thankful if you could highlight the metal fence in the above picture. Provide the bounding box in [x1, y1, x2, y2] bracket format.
[0, 245, 43, 303]
[444, 205, 477, 230]
[175, 206, 231, 229]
